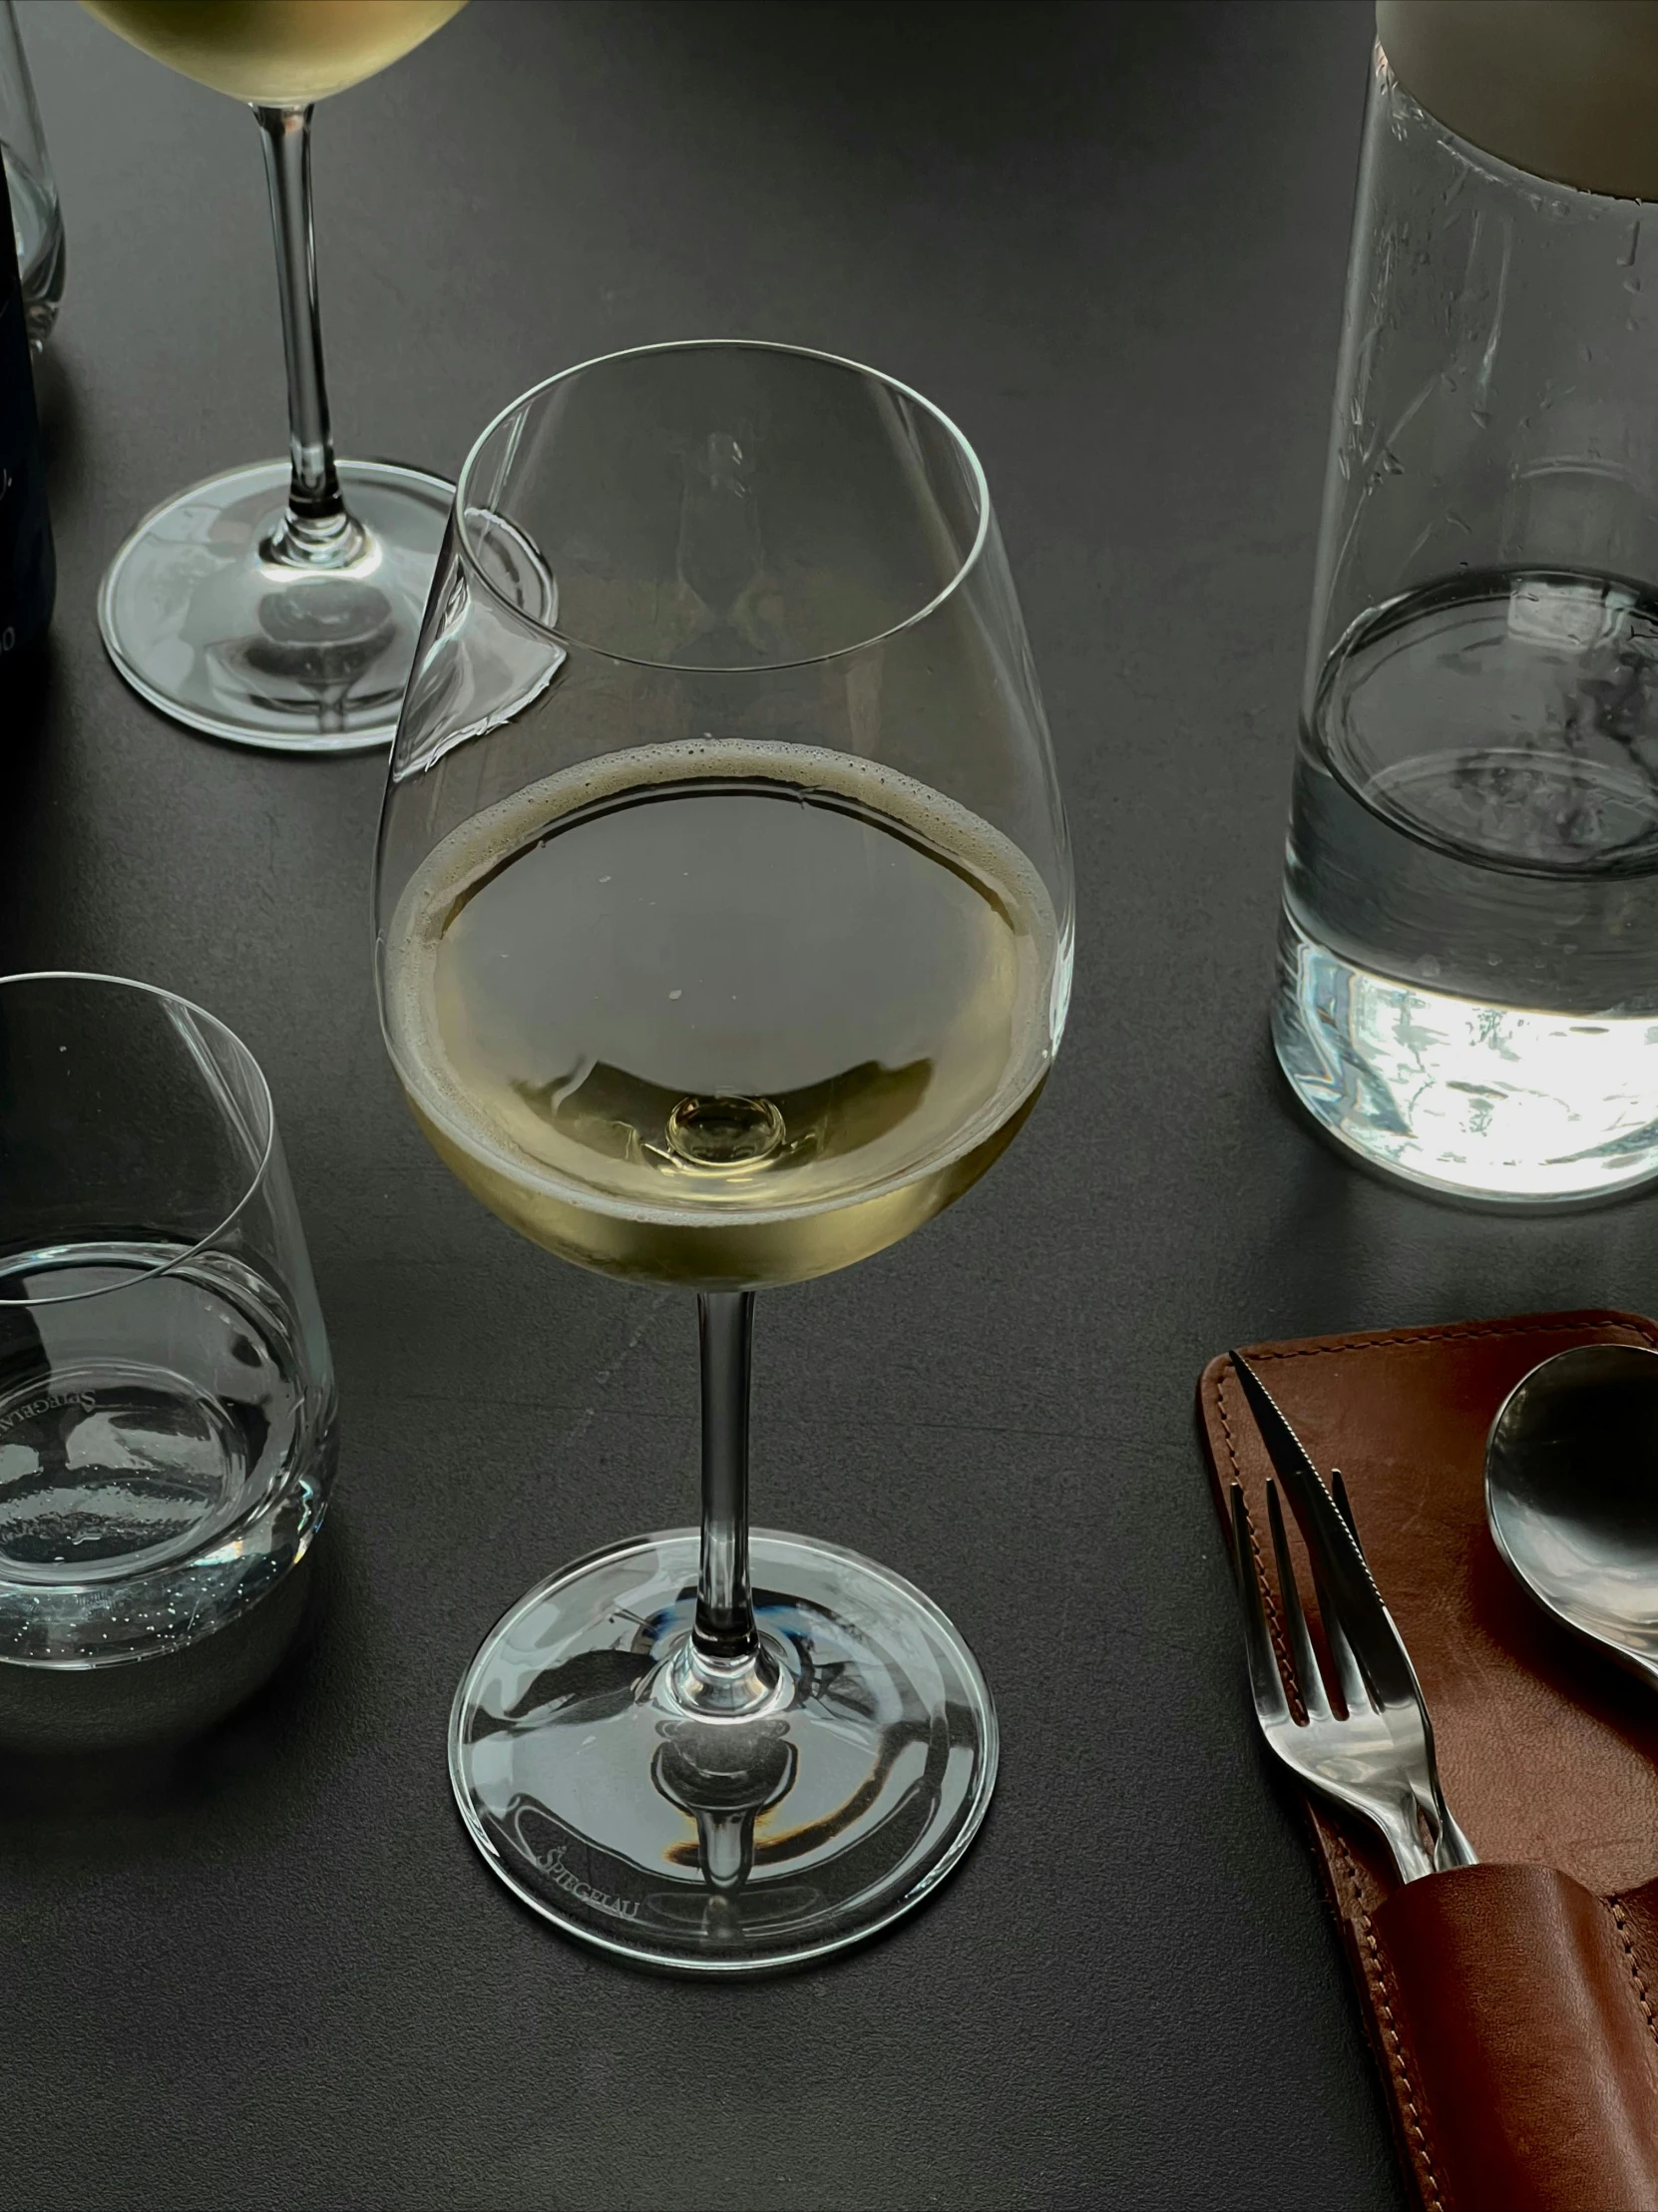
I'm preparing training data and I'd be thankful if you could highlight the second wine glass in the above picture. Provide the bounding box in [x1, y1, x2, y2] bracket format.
[375, 341, 1074, 1972]
[82, 0, 465, 750]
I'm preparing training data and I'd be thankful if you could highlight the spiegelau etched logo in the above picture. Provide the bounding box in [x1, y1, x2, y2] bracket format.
[0, 1389, 97, 1435]
[532, 1840, 640, 1921]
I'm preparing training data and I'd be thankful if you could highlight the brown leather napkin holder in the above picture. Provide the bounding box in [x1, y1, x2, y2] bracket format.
[1198, 1312, 1658, 2212]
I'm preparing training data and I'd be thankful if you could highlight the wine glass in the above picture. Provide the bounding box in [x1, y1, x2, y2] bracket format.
[80, 0, 466, 751]
[374, 341, 1074, 1973]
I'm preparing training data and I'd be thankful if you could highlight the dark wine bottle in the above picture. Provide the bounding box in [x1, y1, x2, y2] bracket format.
[0, 153, 52, 667]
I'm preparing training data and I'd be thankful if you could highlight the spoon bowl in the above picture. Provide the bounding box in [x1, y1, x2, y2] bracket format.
[1485, 1342, 1658, 1692]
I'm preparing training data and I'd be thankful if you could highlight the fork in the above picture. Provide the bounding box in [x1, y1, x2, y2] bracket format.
[1227, 1354, 1475, 1883]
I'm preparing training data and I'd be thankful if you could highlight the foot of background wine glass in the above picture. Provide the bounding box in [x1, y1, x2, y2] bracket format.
[449, 1528, 998, 1975]
[97, 458, 452, 753]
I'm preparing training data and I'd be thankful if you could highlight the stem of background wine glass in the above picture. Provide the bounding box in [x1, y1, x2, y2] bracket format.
[253, 104, 364, 569]
[672, 1291, 783, 1718]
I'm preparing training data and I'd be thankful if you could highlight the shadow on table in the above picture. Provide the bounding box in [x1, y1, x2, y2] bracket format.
[0, 1502, 366, 1836]
[1256, 1029, 1658, 1335]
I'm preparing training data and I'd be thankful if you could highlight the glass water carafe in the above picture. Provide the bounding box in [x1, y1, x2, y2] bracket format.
[1275, 1, 1658, 1202]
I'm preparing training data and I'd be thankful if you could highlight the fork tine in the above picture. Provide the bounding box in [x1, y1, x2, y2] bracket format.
[1266, 1478, 1332, 1721]
[1305, 1498, 1371, 1716]
[1229, 1484, 1290, 1725]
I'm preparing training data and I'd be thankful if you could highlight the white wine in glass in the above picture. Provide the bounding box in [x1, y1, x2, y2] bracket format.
[80, 1, 463, 102]
[81, 0, 466, 750]
[384, 740, 1059, 1288]
[375, 342, 1074, 1973]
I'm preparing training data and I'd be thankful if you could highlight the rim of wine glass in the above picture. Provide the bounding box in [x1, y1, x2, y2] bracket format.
[0, 971, 277, 1310]
[455, 337, 995, 674]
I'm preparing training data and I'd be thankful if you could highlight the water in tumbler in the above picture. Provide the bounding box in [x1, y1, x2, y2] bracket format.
[0, 1240, 333, 1659]
[1276, 569, 1658, 1199]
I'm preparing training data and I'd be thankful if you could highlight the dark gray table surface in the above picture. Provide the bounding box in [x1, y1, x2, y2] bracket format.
[9, 3, 1643, 2206]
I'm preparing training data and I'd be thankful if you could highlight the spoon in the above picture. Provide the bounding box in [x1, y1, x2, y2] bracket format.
[1485, 1342, 1658, 1692]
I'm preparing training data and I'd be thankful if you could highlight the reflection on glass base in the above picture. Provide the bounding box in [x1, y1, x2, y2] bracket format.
[97, 458, 452, 754]
[449, 1528, 997, 1975]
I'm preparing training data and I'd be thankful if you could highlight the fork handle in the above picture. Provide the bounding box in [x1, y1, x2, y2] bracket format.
[1370, 1794, 1437, 1884]
[1435, 1806, 1478, 1874]
[1369, 1783, 1475, 1885]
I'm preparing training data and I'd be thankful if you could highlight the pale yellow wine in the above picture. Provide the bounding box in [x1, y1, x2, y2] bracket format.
[383, 742, 1062, 1290]
[80, 0, 465, 104]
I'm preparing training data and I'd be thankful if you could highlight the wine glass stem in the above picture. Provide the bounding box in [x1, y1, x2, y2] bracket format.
[694, 1291, 758, 1665]
[253, 104, 360, 565]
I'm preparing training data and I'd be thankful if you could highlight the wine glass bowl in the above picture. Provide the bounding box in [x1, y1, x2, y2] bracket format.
[379, 344, 1071, 1289]
[375, 342, 1072, 1971]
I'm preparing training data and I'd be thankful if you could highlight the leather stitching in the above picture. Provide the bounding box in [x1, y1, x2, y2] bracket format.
[1610, 1900, 1658, 2053]
[1335, 1835, 1447, 2212]
[1241, 1316, 1658, 1361]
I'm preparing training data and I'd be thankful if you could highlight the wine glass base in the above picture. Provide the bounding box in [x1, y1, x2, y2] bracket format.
[97, 459, 452, 754]
[449, 1528, 998, 1975]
